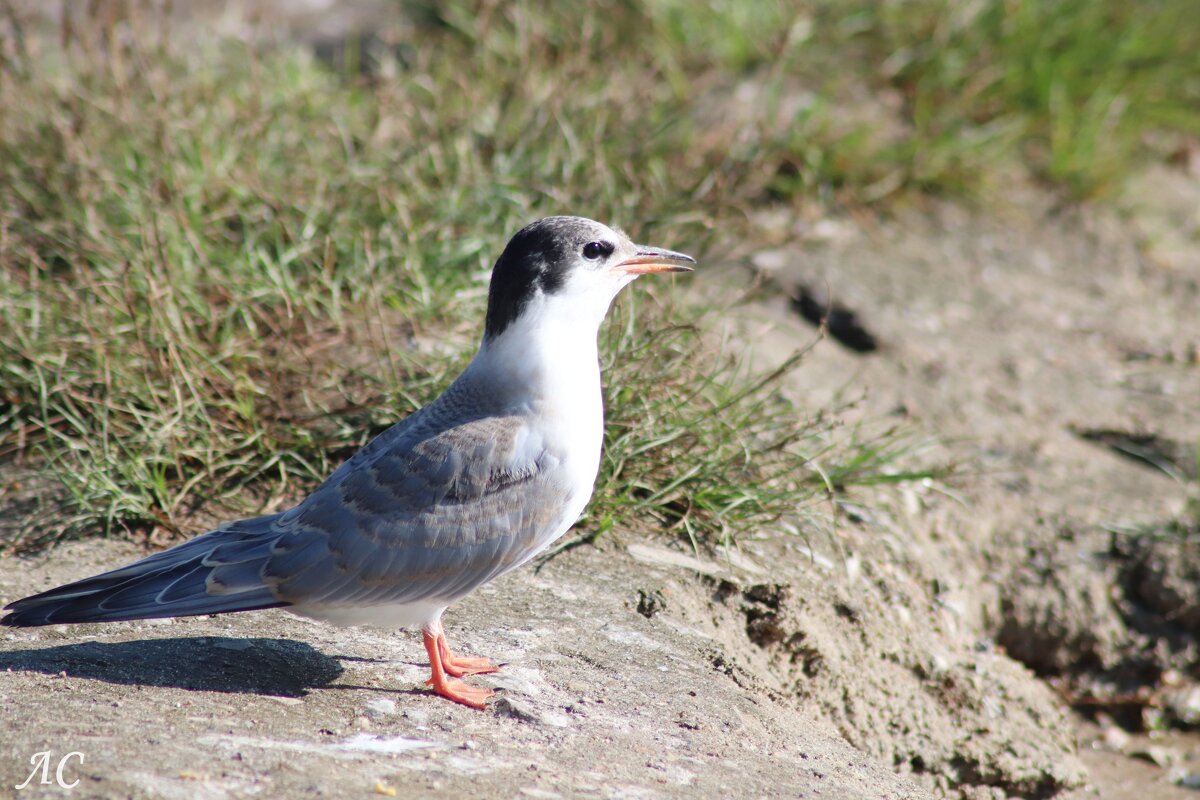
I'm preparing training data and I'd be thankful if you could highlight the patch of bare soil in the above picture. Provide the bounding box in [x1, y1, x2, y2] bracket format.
[657, 558, 1085, 799]
[996, 523, 1200, 729]
[717, 166, 1199, 797]
[1, 539, 925, 800]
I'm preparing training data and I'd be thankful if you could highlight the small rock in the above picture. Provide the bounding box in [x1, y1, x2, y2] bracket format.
[365, 698, 398, 720]
[493, 697, 570, 728]
[1097, 725, 1130, 752]
[845, 553, 861, 583]
[1163, 685, 1200, 726]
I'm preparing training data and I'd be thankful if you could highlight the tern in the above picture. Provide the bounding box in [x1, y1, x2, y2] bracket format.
[2, 216, 694, 709]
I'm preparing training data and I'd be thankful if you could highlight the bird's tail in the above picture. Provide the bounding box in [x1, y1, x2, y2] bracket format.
[1, 516, 290, 627]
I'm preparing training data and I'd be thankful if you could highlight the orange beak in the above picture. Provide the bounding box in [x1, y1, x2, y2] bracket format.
[610, 246, 696, 276]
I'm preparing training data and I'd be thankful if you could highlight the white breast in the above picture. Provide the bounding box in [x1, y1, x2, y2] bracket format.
[467, 290, 607, 507]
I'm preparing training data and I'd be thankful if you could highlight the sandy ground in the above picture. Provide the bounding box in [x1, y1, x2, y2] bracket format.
[1, 538, 924, 800]
[725, 170, 1200, 797]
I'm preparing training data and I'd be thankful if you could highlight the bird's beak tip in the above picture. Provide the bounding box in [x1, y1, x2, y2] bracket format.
[612, 247, 697, 276]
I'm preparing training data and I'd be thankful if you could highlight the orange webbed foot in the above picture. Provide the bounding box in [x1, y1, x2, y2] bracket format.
[443, 653, 501, 677]
[436, 631, 501, 677]
[425, 675, 495, 709]
[422, 623, 498, 710]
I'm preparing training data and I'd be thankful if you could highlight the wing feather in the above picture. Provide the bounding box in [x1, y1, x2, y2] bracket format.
[2, 384, 579, 627]
[270, 408, 572, 609]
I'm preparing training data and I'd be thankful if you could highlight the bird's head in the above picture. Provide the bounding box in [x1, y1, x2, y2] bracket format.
[483, 216, 694, 342]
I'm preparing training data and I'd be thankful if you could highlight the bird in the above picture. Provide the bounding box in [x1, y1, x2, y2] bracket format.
[2, 216, 694, 709]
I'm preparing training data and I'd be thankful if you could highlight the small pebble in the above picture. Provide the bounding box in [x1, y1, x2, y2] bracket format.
[365, 698, 398, 720]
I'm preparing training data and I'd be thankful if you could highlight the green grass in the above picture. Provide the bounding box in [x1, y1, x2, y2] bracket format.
[4, 0, 1195, 550]
[0, 5, 936, 552]
[845, 0, 1200, 197]
[594, 312, 943, 550]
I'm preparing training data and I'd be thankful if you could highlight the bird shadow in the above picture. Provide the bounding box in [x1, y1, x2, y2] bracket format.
[0, 636, 344, 697]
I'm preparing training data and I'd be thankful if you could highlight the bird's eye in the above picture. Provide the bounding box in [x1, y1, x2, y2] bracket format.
[582, 241, 613, 260]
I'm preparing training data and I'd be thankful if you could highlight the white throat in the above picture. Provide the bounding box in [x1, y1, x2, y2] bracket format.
[470, 290, 608, 415]
[464, 290, 612, 514]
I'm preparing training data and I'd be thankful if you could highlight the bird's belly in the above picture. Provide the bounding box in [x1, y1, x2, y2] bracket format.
[287, 598, 447, 629]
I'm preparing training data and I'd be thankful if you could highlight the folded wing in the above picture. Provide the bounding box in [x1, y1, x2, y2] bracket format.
[2, 407, 570, 627]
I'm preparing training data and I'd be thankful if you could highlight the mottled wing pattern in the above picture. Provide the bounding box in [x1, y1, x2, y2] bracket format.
[261, 407, 571, 608]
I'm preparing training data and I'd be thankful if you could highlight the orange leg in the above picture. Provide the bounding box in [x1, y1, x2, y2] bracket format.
[421, 623, 496, 710]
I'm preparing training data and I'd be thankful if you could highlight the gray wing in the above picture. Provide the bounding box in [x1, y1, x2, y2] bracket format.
[2, 405, 572, 627]
[263, 409, 572, 607]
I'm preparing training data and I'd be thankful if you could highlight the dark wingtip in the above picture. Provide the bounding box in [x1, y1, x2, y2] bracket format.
[1, 607, 52, 628]
[2, 588, 93, 627]
[2, 593, 82, 626]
